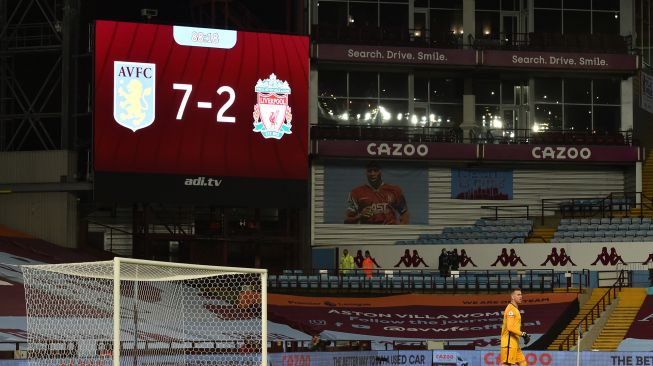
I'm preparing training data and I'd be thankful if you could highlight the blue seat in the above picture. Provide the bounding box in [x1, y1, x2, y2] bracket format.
[268, 274, 278, 287]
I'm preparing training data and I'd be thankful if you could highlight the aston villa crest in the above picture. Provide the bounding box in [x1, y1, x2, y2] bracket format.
[253, 73, 292, 139]
[113, 61, 156, 132]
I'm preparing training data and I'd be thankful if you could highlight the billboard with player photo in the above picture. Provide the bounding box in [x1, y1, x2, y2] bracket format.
[323, 161, 428, 225]
[94, 20, 308, 206]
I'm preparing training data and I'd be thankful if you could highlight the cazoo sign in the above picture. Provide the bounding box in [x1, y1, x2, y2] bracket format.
[316, 140, 639, 163]
[367, 143, 429, 157]
[531, 146, 591, 160]
[482, 144, 639, 163]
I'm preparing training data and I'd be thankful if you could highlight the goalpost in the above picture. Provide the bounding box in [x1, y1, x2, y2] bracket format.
[21, 257, 267, 366]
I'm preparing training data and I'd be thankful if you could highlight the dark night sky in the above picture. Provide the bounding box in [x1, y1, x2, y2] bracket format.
[86, 0, 297, 33]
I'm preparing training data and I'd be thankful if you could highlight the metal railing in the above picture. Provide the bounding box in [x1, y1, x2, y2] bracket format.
[481, 205, 530, 221]
[541, 191, 653, 224]
[557, 270, 626, 351]
[310, 125, 632, 147]
[312, 25, 633, 54]
[269, 268, 564, 294]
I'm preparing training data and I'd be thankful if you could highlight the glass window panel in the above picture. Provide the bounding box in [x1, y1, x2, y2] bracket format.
[318, 98, 349, 124]
[349, 3, 378, 27]
[476, 105, 501, 128]
[430, 104, 463, 127]
[593, 79, 621, 104]
[534, 78, 562, 103]
[564, 79, 591, 103]
[476, 0, 500, 10]
[474, 79, 501, 104]
[564, 105, 592, 131]
[534, 9, 562, 33]
[476, 11, 501, 39]
[535, 0, 561, 8]
[430, 9, 463, 35]
[431, 77, 464, 103]
[380, 73, 408, 99]
[429, 0, 463, 9]
[563, 0, 591, 10]
[592, 0, 619, 10]
[501, 80, 528, 105]
[379, 100, 409, 126]
[349, 72, 377, 97]
[349, 99, 379, 125]
[380, 4, 408, 28]
[318, 70, 347, 97]
[502, 0, 520, 11]
[592, 12, 619, 35]
[414, 77, 429, 102]
[414, 0, 428, 7]
[318, 2, 348, 26]
[563, 10, 591, 33]
[534, 104, 562, 130]
[592, 106, 620, 133]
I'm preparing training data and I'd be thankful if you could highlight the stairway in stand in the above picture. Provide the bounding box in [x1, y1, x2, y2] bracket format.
[527, 226, 556, 243]
[591, 288, 647, 351]
[548, 288, 609, 350]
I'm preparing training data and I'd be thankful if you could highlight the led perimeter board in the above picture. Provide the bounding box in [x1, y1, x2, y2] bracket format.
[94, 20, 309, 206]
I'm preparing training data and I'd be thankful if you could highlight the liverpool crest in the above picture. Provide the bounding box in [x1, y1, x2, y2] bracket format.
[253, 73, 292, 139]
[113, 61, 156, 132]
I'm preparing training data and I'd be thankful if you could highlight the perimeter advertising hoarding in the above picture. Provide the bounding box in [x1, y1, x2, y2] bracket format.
[94, 20, 309, 206]
[270, 351, 653, 366]
[1, 352, 652, 366]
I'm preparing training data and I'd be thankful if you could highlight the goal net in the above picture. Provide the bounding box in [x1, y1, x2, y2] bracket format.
[21, 257, 267, 366]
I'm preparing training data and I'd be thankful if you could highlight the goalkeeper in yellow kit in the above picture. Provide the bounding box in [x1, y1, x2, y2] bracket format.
[500, 288, 530, 366]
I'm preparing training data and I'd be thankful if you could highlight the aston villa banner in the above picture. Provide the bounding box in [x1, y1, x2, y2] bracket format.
[619, 294, 653, 351]
[268, 293, 577, 349]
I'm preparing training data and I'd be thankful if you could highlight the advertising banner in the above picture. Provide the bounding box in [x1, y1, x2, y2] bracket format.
[2, 351, 653, 366]
[326, 243, 653, 271]
[268, 293, 577, 349]
[267, 352, 653, 366]
[316, 141, 479, 161]
[94, 20, 309, 205]
[483, 144, 640, 162]
[451, 169, 513, 200]
[315, 44, 476, 66]
[482, 50, 638, 71]
[619, 295, 653, 351]
[323, 161, 428, 225]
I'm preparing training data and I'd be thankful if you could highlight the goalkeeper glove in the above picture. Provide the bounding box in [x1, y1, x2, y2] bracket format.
[522, 332, 531, 345]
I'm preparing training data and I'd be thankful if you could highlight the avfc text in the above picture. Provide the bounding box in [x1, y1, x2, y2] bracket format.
[184, 176, 223, 187]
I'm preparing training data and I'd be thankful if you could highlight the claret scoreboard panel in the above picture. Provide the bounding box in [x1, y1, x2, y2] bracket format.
[94, 20, 309, 206]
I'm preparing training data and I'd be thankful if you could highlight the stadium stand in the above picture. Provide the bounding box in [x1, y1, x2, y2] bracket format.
[396, 219, 533, 245]
[552, 217, 653, 243]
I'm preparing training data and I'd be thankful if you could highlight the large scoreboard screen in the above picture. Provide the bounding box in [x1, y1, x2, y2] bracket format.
[94, 20, 309, 206]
